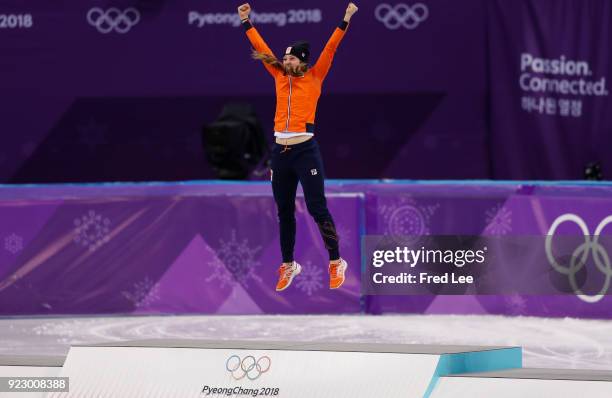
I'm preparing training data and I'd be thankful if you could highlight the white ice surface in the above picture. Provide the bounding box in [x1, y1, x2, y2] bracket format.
[0, 314, 610, 370]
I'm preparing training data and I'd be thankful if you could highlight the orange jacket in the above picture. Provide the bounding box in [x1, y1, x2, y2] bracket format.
[243, 21, 348, 133]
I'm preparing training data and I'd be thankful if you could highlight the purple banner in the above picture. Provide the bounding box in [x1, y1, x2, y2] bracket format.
[358, 181, 612, 318]
[0, 186, 363, 315]
[2, 180, 612, 318]
[487, 0, 612, 179]
[1, 0, 486, 182]
[2, 1, 611, 182]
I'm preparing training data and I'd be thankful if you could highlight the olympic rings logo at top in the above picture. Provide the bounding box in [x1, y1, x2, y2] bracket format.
[375, 3, 429, 30]
[545, 214, 612, 303]
[87, 7, 140, 34]
[226, 355, 271, 381]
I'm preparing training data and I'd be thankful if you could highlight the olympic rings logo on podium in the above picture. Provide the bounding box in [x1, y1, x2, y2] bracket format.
[226, 355, 271, 380]
[545, 214, 612, 303]
[87, 7, 140, 34]
[375, 3, 429, 30]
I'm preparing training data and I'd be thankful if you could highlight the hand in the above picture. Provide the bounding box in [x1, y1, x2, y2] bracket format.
[238, 3, 251, 20]
[344, 2, 358, 21]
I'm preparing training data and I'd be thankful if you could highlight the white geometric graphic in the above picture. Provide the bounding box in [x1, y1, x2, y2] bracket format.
[295, 261, 324, 296]
[379, 197, 439, 245]
[484, 204, 513, 235]
[375, 3, 429, 30]
[87, 7, 140, 34]
[122, 277, 161, 308]
[73, 210, 111, 252]
[4, 233, 24, 254]
[206, 230, 262, 288]
[545, 214, 612, 304]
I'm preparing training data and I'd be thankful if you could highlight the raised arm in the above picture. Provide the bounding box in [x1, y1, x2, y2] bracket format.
[311, 3, 358, 81]
[238, 3, 281, 78]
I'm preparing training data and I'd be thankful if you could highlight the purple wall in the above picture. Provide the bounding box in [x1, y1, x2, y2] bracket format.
[2, 0, 608, 182]
[2, 180, 612, 318]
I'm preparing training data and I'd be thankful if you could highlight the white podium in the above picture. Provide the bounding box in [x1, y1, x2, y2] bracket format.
[431, 368, 612, 397]
[49, 340, 521, 398]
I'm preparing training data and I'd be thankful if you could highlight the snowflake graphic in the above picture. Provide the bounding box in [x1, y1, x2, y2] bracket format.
[121, 277, 161, 307]
[505, 294, 527, 315]
[78, 119, 108, 151]
[295, 261, 324, 296]
[73, 210, 111, 252]
[4, 233, 24, 254]
[484, 204, 512, 235]
[206, 230, 262, 288]
[379, 197, 439, 245]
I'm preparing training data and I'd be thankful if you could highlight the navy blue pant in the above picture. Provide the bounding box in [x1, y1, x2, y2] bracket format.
[270, 138, 340, 263]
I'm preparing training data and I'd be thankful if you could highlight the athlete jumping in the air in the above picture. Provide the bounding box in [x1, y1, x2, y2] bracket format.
[238, 2, 358, 292]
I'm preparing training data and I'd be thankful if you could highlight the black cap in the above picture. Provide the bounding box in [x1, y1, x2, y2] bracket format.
[284, 41, 310, 63]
